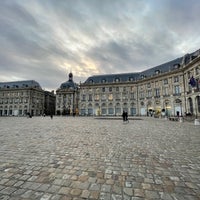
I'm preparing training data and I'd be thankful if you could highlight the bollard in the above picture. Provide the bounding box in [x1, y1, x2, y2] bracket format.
[194, 119, 200, 126]
[179, 117, 183, 123]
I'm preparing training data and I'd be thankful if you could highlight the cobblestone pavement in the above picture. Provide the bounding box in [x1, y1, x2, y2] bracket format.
[0, 116, 199, 200]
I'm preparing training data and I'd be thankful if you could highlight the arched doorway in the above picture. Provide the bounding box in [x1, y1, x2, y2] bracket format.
[80, 103, 86, 115]
[108, 103, 114, 115]
[87, 103, 93, 116]
[130, 102, 136, 116]
[147, 101, 153, 116]
[174, 99, 182, 116]
[101, 103, 107, 115]
[94, 103, 100, 116]
[115, 103, 121, 116]
[140, 101, 145, 116]
[155, 100, 161, 116]
[188, 97, 193, 114]
[195, 96, 200, 116]
[164, 99, 171, 117]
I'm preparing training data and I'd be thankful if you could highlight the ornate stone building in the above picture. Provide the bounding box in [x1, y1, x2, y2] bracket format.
[0, 80, 45, 116]
[56, 73, 79, 115]
[79, 49, 200, 117]
[1, 50, 200, 118]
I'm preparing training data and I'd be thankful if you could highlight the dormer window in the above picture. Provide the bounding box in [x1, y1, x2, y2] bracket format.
[141, 75, 146, 79]
[115, 77, 120, 82]
[173, 64, 180, 69]
[155, 70, 161, 74]
[89, 79, 94, 83]
[102, 79, 106, 83]
[129, 77, 134, 81]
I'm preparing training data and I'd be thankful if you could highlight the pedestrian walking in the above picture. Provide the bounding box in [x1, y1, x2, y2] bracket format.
[122, 111, 126, 122]
[122, 111, 129, 123]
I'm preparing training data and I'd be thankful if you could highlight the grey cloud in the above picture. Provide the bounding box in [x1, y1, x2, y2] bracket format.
[0, 1, 38, 28]
[0, 0, 200, 91]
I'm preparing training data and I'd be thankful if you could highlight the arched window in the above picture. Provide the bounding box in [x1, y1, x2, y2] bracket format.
[188, 98, 193, 114]
[196, 96, 200, 113]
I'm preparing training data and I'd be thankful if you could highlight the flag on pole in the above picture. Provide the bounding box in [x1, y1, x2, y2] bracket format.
[189, 76, 196, 87]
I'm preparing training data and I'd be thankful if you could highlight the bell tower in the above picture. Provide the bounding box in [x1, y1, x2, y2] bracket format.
[69, 72, 73, 81]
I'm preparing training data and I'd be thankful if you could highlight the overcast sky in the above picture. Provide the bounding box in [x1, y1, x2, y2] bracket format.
[0, 0, 200, 91]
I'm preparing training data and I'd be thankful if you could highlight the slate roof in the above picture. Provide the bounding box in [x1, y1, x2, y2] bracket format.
[59, 73, 78, 90]
[0, 80, 42, 89]
[85, 72, 140, 84]
[138, 57, 183, 78]
[84, 49, 200, 84]
[60, 80, 78, 90]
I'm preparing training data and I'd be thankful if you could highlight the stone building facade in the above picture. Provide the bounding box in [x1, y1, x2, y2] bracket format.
[79, 49, 200, 117]
[56, 73, 79, 115]
[0, 80, 45, 116]
[1, 50, 200, 118]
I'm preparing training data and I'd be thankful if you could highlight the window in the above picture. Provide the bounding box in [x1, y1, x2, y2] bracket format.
[101, 94, 106, 101]
[116, 87, 119, 92]
[109, 87, 112, 92]
[130, 93, 135, 99]
[155, 88, 160, 97]
[94, 94, 99, 101]
[115, 78, 120, 82]
[129, 77, 134, 81]
[196, 66, 200, 75]
[147, 90, 152, 98]
[173, 64, 180, 69]
[102, 87, 105, 92]
[155, 70, 160, 74]
[187, 72, 191, 79]
[89, 94, 92, 101]
[174, 76, 179, 83]
[163, 79, 168, 84]
[163, 87, 169, 96]
[108, 94, 113, 101]
[115, 93, 120, 100]
[130, 86, 134, 91]
[102, 79, 106, 83]
[147, 83, 151, 88]
[140, 92, 144, 98]
[82, 94, 86, 101]
[141, 75, 146, 79]
[174, 85, 180, 94]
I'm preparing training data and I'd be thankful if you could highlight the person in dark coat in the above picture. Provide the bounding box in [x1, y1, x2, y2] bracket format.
[122, 111, 126, 121]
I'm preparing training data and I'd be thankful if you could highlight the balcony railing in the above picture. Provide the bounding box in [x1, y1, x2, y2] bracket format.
[173, 93, 181, 96]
